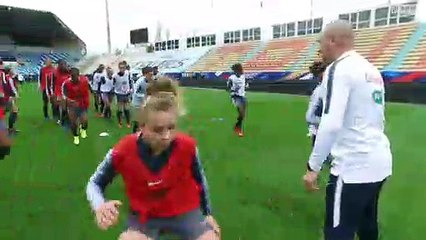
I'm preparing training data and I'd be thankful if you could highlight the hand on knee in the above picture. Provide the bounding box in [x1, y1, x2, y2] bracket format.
[118, 230, 151, 240]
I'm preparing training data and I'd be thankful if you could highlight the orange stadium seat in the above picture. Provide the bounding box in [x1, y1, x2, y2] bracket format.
[188, 23, 422, 74]
[399, 29, 426, 71]
[245, 36, 315, 72]
[354, 23, 416, 70]
[189, 41, 260, 72]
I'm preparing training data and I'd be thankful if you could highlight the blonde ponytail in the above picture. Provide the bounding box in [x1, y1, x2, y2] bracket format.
[145, 76, 187, 116]
[139, 94, 178, 125]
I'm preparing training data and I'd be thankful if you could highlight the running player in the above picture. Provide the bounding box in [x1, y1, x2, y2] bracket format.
[86, 95, 220, 240]
[92, 64, 105, 117]
[100, 67, 114, 119]
[123, 60, 131, 73]
[3, 67, 19, 135]
[152, 66, 160, 80]
[227, 63, 247, 137]
[306, 60, 328, 145]
[0, 72, 12, 160]
[39, 58, 56, 119]
[53, 59, 71, 125]
[131, 67, 153, 133]
[113, 61, 132, 128]
[0, 64, 12, 158]
[62, 67, 90, 145]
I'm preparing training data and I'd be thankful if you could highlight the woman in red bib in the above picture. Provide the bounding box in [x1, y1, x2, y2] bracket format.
[62, 68, 90, 146]
[0, 70, 12, 159]
[52, 59, 71, 125]
[86, 94, 220, 240]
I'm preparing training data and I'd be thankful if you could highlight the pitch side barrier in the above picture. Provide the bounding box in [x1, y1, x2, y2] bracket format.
[178, 77, 426, 104]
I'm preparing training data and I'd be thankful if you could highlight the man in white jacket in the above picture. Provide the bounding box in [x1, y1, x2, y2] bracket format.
[303, 20, 392, 240]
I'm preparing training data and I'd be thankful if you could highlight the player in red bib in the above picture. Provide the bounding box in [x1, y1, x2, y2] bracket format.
[52, 59, 71, 125]
[0, 65, 12, 159]
[39, 58, 56, 120]
[86, 95, 220, 240]
[62, 67, 90, 146]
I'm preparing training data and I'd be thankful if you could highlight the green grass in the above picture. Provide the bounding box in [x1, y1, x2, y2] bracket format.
[0, 84, 425, 239]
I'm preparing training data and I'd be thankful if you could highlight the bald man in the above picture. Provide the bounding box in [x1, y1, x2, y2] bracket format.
[302, 20, 392, 240]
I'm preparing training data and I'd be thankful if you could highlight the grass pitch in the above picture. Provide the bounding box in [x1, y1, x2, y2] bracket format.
[0, 84, 425, 239]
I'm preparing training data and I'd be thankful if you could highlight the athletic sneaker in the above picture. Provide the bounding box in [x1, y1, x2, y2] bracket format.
[234, 127, 244, 137]
[80, 129, 87, 139]
[237, 129, 244, 137]
[73, 136, 80, 145]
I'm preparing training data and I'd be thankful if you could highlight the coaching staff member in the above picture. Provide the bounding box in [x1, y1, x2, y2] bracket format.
[303, 20, 392, 240]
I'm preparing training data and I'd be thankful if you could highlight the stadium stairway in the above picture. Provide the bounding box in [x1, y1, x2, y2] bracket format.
[385, 23, 426, 70]
[17, 52, 42, 75]
[244, 37, 312, 72]
[186, 48, 215, 72]
[189, 42, 259, 72]
[39, 52, 71, 65]
[244, 41, 267, 62]
[289, 40, 319, 72]
[398, 33, 426, 70]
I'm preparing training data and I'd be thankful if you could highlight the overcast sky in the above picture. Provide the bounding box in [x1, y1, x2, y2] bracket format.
[1, 0, 421, 54]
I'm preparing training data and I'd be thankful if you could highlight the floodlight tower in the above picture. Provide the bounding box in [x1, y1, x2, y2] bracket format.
[105, 0, 112, 54]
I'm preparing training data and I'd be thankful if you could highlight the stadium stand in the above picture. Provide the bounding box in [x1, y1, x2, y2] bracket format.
[187, 22, 422, 75]
[90, 21, 424, 85]
[131, 47, 212, 73]
[244, 36, 316, 72]
[78, 55, 112, 74]
[82, 47, 212, 75]
[356, 22, 417, 69]
[189, 41, 260, 72]
[0, 5, 86, 77]
[396, 22, 426, 70]
[74, 1, 425, 85]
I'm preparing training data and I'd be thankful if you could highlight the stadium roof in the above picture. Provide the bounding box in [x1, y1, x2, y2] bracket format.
[0, 5, 85, 47]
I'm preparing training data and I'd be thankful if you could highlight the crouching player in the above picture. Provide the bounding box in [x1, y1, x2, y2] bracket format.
[86, 95, 220, 240]
[132, 76, 181, 133]
[145, 76, 185, 115]
[62, 68, 90, 145]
